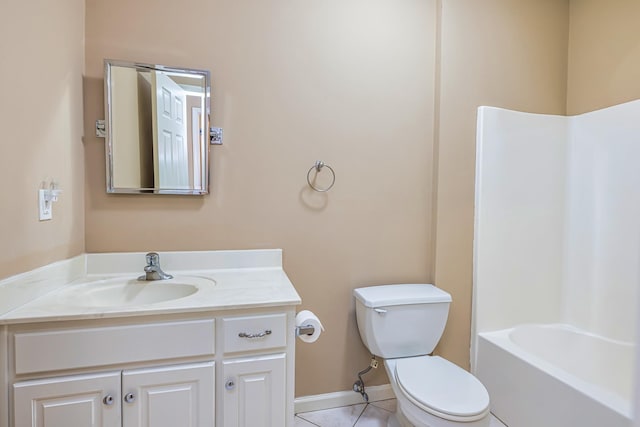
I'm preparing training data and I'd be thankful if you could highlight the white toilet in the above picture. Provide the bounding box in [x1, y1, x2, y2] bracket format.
[353, 284, 490, 427]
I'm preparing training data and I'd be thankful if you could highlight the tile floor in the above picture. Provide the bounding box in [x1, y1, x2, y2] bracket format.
[295, 399, 508, 427]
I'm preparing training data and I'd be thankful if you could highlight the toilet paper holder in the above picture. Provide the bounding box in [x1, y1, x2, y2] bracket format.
[296, 324, 316, 336]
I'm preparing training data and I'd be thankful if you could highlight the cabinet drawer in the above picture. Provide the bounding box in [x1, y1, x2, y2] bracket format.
[14, 319, 215, 375]
[222, 314, 287, 353]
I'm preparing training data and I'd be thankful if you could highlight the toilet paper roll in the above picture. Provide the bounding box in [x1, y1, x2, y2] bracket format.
[296, 310, 325, 343]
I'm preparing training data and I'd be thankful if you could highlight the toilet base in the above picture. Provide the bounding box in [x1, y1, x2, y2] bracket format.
[387, 407, 415, 427]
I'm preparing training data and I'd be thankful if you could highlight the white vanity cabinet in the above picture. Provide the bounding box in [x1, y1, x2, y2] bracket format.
[3, 308, 296, 427]
[9, 318, 217, 427]
[14, 362, 214, 427]
[220, 313, 289, 427]
[0, 250, 302, 427]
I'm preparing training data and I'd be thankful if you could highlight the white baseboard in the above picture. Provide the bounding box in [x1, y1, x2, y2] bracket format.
[294, 384, 395, 414]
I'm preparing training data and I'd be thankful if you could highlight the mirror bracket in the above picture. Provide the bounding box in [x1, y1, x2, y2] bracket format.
[96, 120, 106, 138]
[210, 127, 223, 145]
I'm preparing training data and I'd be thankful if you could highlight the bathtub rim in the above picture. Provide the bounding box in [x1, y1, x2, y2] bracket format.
[478, 323, 634, 419]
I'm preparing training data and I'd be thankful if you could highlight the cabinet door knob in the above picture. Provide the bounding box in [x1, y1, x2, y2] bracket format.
[103, 395, 115, 405]
[225, 379, 235, 390]
[124, 392, 136, 403]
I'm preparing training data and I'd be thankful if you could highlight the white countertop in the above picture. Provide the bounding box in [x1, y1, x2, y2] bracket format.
[0, 250, 301, 324]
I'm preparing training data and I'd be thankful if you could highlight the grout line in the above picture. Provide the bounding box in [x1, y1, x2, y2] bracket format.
[296, 400, 394, 427]
[491, 412, 509, 427]
[352, 403, 369, 427]
[294, 415, 322, 427]
[297, 402, 504, 427]
[368, 399, 394, 414]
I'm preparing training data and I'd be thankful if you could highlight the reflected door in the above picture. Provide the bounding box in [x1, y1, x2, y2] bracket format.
[152, 72, 189, 189]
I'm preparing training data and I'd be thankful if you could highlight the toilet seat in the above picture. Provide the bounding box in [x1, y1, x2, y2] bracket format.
[394, 356, 490, 422]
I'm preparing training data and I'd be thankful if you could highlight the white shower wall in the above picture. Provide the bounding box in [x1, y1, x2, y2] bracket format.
[473, 100, 640, 343]
[473, 107, 568, 336]
[565, 102, 640, 342]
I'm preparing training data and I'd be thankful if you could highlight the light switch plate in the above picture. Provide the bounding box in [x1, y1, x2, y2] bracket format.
[39, 189, 52, 221]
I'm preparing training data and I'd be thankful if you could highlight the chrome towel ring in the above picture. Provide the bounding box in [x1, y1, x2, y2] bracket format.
[307, 160, 336, 192]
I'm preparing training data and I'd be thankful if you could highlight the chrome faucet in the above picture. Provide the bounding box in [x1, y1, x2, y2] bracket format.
[138, 252, 173, 281]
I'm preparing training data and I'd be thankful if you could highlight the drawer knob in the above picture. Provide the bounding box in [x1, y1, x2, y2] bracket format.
[238, 329, 272, 339]
[103, 395, 115, 405]
[124, 392, 136, 403]
[225, 379, 235, 390]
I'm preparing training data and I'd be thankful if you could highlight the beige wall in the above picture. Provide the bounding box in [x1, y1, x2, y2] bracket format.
[434, 0, 569, 369]
[110, 67, 143, 188]
[0, 0, 85, 279]
[84, 0, 437, 395]
[567, 0, 640, 115]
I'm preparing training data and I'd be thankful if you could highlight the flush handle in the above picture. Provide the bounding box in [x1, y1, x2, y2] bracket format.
[374, 308, 387, 315]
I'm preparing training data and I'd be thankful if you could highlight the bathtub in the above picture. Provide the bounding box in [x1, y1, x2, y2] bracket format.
[475, 324, 635, 427]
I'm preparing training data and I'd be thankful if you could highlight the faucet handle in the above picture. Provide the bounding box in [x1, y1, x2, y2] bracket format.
[145, 252, 160, 266]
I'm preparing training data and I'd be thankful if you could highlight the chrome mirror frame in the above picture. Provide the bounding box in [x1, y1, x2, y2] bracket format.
[104, 59, 211, 195]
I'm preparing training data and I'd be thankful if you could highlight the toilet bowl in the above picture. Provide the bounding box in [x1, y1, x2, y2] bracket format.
[353, 284, 491, 427]
[385, 357, 489, 427]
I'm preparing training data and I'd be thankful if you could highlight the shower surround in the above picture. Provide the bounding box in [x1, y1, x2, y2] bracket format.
[472, 100, 640, 427]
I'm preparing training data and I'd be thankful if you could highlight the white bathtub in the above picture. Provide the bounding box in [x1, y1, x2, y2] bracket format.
[475, 324, 635, 427]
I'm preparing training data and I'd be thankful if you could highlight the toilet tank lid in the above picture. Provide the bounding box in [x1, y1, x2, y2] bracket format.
[353, 284, 452, 308]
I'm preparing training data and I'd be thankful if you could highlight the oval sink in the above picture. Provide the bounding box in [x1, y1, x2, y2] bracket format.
[81, 281, 198, 307]
[55, 276, 213, 308]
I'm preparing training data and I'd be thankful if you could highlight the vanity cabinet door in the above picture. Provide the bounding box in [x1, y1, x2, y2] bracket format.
[222, 353, 286, 427]
[13, 371, 121, 427]
[121, 362, 215, 427]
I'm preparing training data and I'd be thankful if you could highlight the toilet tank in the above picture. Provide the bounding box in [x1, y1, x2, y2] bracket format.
[353, 284, 452, 359]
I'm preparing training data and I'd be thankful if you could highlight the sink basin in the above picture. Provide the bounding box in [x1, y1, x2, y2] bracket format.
[54, 276, 214, 308]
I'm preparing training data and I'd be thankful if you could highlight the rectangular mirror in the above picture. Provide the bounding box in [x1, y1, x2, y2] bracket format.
[104, 59, 211, 195]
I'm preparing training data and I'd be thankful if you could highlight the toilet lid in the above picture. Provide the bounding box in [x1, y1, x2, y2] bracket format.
[395, 356, 489, 419]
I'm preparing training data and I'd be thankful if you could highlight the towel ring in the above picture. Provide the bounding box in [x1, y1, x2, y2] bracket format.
[307, 161, 335, 192]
